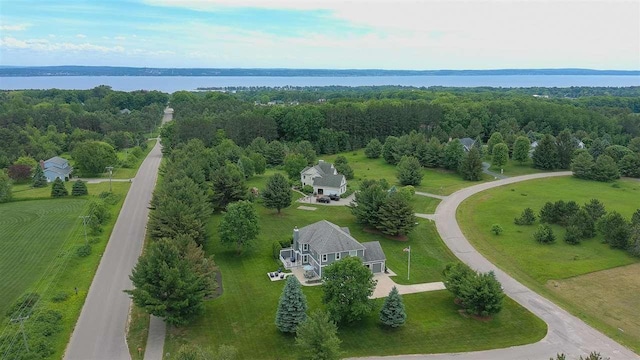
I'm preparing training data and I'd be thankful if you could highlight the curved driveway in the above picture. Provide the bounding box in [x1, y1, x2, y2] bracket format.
[359, 171, 639, 360]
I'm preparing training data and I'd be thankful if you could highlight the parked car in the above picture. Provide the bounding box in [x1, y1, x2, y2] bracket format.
[328, 194, 340, 201]
[316, 196, 331, 203]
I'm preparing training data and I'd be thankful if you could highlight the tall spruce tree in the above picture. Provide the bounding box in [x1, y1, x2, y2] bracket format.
[532, 134, 559, 170]
[375, 193, 417, 236]
[295, 310, 342, 360]
[50, 178, 68, 197]
[32, 165, 47, 188]
[262, 173, 292, 214]
[275, 276, 308, 333]
[379, 286, 407, 328]
[126, 238, 212, 326]
[556, 129, 577, 169]
[71, 179, 88, 196]
[459, 146, 483, 181]
[396, 155, 423, 186]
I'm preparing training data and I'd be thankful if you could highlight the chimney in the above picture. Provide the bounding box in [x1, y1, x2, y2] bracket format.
[293, 226, 299, 246]
[39, 160, 45, 170]
[318, 160, 324, 164]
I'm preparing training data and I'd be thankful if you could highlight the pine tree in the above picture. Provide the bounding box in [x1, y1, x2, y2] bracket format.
[379, 286, 407, 328]
[592, 155, 620, 182]
[32, 165, 47, 188]
[126, 238, 212, 326]
[50, 178, 68, 198]
[364, 138, 383, 159]
[276, 276, 308, 333]
[459, 146, 483, 181]
[396, 155, 423, 186]
[571, 151, 595, 180]
[513, 136, 531, 164]
[211, 163, 247, 209]
[619, 154, 640, 178]
[598, 211, 631, 249]
[459, 271, 504, 317]
[421, 137, 443, 168]
[569, 208, 596, 238]
[71, 180, 88, 196]
[532, 134, 559, 170]
[262, 173, 292, 214]
[514, 207, 536, 225]
[375, 193, 417, 236]
[534, 224, 556, 244]
[584, 199, 606, 221]
[295, 310, 342, 360]
[564, 225, 582, 245]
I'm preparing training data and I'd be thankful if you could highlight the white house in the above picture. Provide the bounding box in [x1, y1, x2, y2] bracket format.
[300, 160, 347, 196]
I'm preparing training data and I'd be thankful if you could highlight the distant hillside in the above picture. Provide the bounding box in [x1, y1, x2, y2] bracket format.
[0, 66, 638, 77]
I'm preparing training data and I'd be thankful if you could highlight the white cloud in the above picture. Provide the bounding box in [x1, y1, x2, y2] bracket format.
[76, 34, 87, 38]
[0, 37, 125, 53]
[114, 36, 126, 40]
[0, 23, 31, 31]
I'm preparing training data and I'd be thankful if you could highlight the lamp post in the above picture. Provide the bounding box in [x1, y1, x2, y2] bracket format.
[105, 166, 114, 192]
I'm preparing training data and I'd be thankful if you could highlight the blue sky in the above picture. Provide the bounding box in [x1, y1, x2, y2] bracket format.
[1, 0, 638, 69]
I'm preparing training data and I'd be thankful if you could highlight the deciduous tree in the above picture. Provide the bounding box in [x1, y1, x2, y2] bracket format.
[364, 138, 383, 159]
[284, 153, 308, 180]
[487, 132, 504, 154]
[72, 141, 118, 176]
[492, 143, 509, 168]
[219, 201, 259, 254]
[322, 257, 376, 323]
[442, 139, 465, 171]
[512, 136, 531, 164]
[295, 310, 342, 360]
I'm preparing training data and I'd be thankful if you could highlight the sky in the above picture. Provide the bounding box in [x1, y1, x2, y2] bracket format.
[0, 0, 638, 70]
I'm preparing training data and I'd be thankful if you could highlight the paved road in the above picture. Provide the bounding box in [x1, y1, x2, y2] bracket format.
[354, 172, 639, 360]
[65, 135, 165, 358]
[482, 161, 509, 179]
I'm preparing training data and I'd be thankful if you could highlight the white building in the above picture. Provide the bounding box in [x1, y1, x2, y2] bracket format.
[300, 160, 347, 196]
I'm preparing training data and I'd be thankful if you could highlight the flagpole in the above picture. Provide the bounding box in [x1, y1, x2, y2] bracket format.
[407, 245, 411, 280]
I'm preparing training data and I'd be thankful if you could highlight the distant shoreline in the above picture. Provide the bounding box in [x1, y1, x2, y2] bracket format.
[1, 66, 639, 77]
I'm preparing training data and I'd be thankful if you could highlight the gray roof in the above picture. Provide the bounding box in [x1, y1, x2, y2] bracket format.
[44, 156, 69, 167]
[45, 166, 71, 176]
[317, 161, 334, 175]
[298, 220, 364, 254]
[313, 173, 345, 188]
[362, 241, 386, 262]
[460, 138, 476, 150]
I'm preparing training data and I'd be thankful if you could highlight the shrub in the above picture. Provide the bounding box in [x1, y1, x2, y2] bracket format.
[491, 224, 503, 235]
[302, 185, 314, 194]
[564, 225, 582, 245]
[514, 207, 536, 225]
[51, 292, 69, 303]
[534, 224, 556, 244]
[340, 187, 355, 199]
[272, 241, 283, 260]
[539, 202, 555, 223]
[458, 271, 504, 317]
[71, 180, 88, 196]
[5, 293, 40, 318]
[76, 244, 92, 257]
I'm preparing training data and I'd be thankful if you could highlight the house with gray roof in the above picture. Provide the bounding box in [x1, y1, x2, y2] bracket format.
[41, 156, 72, 182]
[459, 137, 476, 152]
[300, 160, 347, 196]
[279, 220, 386, 278]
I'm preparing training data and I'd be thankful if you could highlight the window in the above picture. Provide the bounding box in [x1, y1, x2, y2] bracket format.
[349, 250, 357, 257]
[302, 244, 308, 251]
[322, 254, 327, 262]
[335, 252, 341, 260]
[302, 255, 308, 264]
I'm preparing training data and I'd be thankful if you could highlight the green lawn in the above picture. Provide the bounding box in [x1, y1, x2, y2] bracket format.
[12, 181, 128, 201]
[163, 201, 546, 359]
[0, 182, 131, 358]
[322, 149, 489, 195]
[458, 176, 640, 352]
[410, 194, 440, 214]
[488, 158, 555, 177]
[111, 139, 157, 179]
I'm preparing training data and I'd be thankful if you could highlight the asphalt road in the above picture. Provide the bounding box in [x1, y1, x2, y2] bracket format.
[64, 122, 167, 358]
[354, 172, 639, 360]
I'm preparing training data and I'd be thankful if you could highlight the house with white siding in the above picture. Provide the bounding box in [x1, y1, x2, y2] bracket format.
[300, 160, 347, 196]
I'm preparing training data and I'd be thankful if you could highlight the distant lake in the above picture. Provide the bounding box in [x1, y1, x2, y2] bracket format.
[1, 75, 639, 92]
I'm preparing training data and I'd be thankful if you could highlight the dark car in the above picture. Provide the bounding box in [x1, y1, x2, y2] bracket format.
[316, 196, 331, 203]
[328, 194, 340, 201]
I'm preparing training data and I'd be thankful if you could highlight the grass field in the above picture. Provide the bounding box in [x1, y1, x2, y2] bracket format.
[322, 150, 489, 196]
[163, 201, 546, 359]
[488, 158, 554, 177]
[0, 199, 87, 315]
[112, 139, 157, 179]
[458, 176, 640, 352]
[410, 194, 440, 214]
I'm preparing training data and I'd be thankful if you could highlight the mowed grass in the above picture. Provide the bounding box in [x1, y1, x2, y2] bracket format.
[547, 263, 640, 347]
[322, 149, 489, 196]
[410, 194, 440, 214]
[164, 200, 546, 359]
[458, 176, 640, 352]
[112, 139, 157, 179]
[0, 199, 86, 315]
[488, 158, 554, 177]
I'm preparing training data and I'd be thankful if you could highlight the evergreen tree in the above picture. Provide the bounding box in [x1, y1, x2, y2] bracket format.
[348, 180, 387, 228]
[126, 238, 212, 326]
[629, 225, 640, 257]
[322, 257, 375, 323]
[532, 134, 559, 170]
[539, 201, 556, 223]
[32, 165, 47, 188]
[265, 140, 287, 166]
[396, 155, 423, 186]
[514, 207, 536, 225]
[513, 136, 531, 163]
[487, 132, 504, 154]
[442, 262, 475, 300]
[275, 276, 308, 333]
[0, 170, 12, 203]
[592, 155, 619, 182]
[459, 146, 483, 181]
[284, 153, 308, 180]
[237, 155, 255, 179]
[333, 156, 354, 180]
[295, 310, 342, 360]
[571, 151, 595, 180]
[294, 140, 317, 165]
[71, 179, 88, 196]
[598, 211, 631, 249]
[211, 163, 247, 210]
[584, 199, 606, 221]
[534, 224, 556, 244]
[619, 154, 640, 178]
[474, 135, 484, 158]
[382, 136, 400, 164]
[442, 139, 465, 171]
[492, 143, 509, 168]
[219, 201, 260, 254]
[556, 129, 576, 169]
[564, 225, 582, 245]
[262, 173, 292, 214]
[458, 271, 504, 317]
[588, 138, 606, 159]
[569, 208, 596, 238]
[364, 138, 383, 159]
[50, 177, 68, 198]
[420, 137, 443, 168]
[249, 152, 267, 175]
[375, 193, 417, 236]
[379, 286, 407, 328]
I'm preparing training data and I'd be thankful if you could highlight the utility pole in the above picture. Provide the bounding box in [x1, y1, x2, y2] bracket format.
[79, 215, 90, 245]
[105, 166, 114, 192]
[10, 316, 30, 352]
